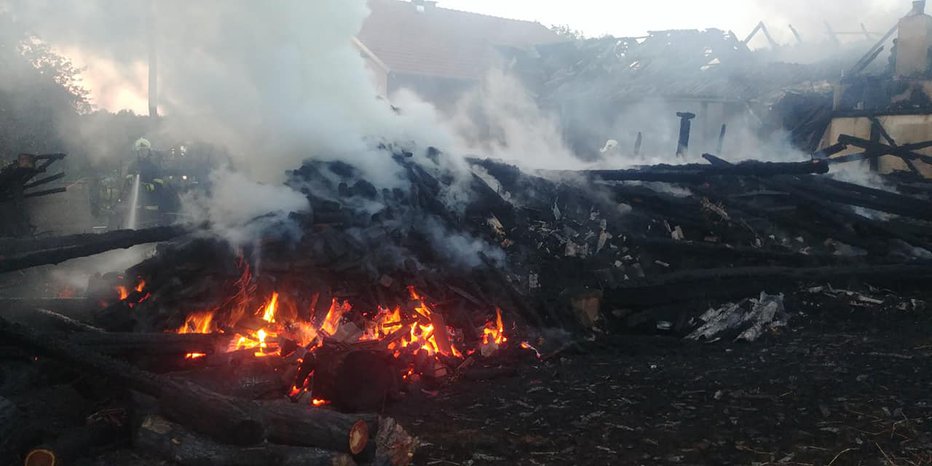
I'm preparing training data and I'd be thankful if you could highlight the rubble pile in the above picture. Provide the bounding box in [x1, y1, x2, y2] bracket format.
[1, 143, 931, 465]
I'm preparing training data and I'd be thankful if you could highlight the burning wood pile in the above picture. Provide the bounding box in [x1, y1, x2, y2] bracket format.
[2, 144, 932, 465]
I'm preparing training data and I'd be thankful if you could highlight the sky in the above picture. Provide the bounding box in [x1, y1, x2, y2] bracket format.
[439, 0, 906, 45]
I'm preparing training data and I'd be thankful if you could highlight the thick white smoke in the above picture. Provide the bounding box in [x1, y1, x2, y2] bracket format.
[3, 0, 468, 245]
[6, 0, 455, 184]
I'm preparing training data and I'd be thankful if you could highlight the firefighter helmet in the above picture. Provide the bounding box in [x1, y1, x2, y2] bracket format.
[134, 138, 153, 152]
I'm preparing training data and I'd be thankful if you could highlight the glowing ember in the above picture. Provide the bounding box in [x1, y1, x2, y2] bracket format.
[520, 341, 542, 359]
[116, 286, 129, 301]
[311, 398, 329, 407]
[167, 281, 510, 389]
[185, 353, 207, 360]
[135, 280, 146, 293]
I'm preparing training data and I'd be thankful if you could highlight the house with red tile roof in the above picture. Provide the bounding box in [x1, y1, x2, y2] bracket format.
[355, 0, 561, 106]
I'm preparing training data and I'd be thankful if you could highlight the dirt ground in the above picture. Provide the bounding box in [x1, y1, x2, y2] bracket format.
[389, 290, 932, 466]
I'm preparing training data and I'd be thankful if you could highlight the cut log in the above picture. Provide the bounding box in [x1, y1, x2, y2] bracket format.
[0, 316, 370, 453]
[0, 225, 189, 274]
[304, 345, 399, 413]
[169, 361, 287, 400]
[373, 417, 418, 466]
[66, 332, 232, 355]
[257, 401, 370, 455]
[0, 298, 95, 318]
[23, 414, 125, 466]
[135, 415, 356, 466]
[0, 396, 21, 463]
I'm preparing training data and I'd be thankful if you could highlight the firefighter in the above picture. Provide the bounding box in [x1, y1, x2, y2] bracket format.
[123, 138, 179, 226]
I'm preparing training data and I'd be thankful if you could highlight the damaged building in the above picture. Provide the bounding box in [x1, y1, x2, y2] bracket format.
[1, 1, 931, 466]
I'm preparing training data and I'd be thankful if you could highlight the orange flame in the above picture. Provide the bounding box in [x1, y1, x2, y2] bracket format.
[311, 398, 329, 407]
[483, 308, 507, 346]
[116, 286, 129, 301]
[177, 311, 215, 334]
[320, 299, 349, 336]
[261, 292, 278, 323]
[135, 280, 146, 293]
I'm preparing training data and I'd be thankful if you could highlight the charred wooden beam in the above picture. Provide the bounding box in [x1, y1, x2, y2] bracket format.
[0, 225, 189, 274]
[563, 159, 829, 183]
[22, 172, 65, 190]
[0, 316, 371, 453]
[255, 401, 370, 455]
[67, 332, 232, 355]
[20, 187, 66, 199]
[604, 264, 932, 308]
[135, 415, 356, 466]
[836, 135, 932, 165]
[0, 298, 98, 323]
[788, 176, 932, 222]
[24, 414, 126, 466]
[703, 154, 932, 246]
[169, 362, 288, 400]
[632, 237, 857, 266]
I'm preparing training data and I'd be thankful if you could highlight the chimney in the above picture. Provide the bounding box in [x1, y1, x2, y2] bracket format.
[896, 0, 932, 76]
[412, 0, 437, 13]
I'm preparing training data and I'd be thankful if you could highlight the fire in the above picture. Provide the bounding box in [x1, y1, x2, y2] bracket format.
[116, 286, 129, 301]
[320, 299, 349, 336]
[261, 292, 278, 323]
[483, 308, 507, 346]
[135, 280, 146, 293]
[167, 278, 509, 388]
[177, 311, 215, 334]
[311, 399, 329, 407]
[480, 308, 507, 356]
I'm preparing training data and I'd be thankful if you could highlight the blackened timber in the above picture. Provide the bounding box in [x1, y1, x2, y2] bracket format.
[21, 187, 67, 199]
[836, 135, 932, 165]
[566, 160, 829, 182]
[788, 176, 932, 221]
[23, 415, 125, 466]
[0, 298, 96, 318]
[0, 316, 371, 452]
[604, 264, 932, 308]
[0, 316, 264, 445]
[812, 142, 849, 159]
[632, 237, 857, 266]
[257, 401, 370, 455]
[762, 178, 932, 251]
[0, 225, 188, 274]
[66, 332, 231, 355]
[22, 172, 65, 190]
[135, 415, 357, 466]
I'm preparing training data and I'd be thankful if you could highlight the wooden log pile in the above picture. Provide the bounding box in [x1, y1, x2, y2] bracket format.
[0, 316, 416, 466]
[2, 143, 931, 464]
